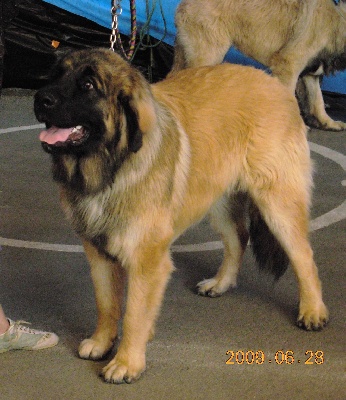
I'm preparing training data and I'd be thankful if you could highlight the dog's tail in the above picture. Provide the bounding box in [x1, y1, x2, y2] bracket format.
[249, 204, 289, 280]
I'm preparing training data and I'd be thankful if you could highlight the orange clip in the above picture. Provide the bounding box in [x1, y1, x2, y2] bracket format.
[51, 40, 60, 49]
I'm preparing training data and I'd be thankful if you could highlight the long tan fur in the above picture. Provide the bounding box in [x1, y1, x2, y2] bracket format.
[35, 49, 328, 384]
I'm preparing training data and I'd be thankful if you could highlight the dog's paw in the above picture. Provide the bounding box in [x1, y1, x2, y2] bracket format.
[296, 302, 329, 331]
[102, 355, 145, 384]
[313, 117, 346, 132]
[323, 119, 346, 132]
[197, 277, 236, 298]
[78, 338, 114, 360]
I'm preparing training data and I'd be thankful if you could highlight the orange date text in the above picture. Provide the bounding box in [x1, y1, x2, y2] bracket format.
[225, 350, 324, 365]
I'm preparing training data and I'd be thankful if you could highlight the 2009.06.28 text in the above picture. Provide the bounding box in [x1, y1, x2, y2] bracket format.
[225, 350, 324, 365]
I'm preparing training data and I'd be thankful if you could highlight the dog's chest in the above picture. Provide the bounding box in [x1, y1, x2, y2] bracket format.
[63, 190, 149, 264]
[64, 186, 139, 237]
[63, 190, 117, 238]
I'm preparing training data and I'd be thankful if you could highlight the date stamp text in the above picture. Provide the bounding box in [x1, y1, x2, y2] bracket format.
[225, 350, 324, 365]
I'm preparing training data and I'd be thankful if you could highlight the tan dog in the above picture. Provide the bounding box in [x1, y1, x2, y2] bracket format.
[171, 0, 346, 131]
[34, 48, 328, 384]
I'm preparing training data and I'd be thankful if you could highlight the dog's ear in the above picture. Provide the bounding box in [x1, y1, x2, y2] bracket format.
[119, 94, 143, 153]
[118, 83, 157, 153]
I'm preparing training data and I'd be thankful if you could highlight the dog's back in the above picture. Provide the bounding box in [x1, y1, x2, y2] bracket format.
[157, 63, 304, 129]
[154, 63, 307, 169]
[153, 63, 311, 238]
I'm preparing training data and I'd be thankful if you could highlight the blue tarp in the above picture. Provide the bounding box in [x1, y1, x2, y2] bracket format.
[43, 0, 346, 94]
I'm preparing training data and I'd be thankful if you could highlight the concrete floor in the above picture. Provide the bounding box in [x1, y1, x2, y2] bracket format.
[0, 89, 345, 399]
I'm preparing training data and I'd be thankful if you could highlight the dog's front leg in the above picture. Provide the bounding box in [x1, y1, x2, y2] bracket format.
[78, 240, 126, 360]
[102, 249, 174, 384]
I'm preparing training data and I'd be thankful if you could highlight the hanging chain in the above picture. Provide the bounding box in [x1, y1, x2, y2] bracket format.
[110, 0, 137, 61]
[110, 0, 122, 52]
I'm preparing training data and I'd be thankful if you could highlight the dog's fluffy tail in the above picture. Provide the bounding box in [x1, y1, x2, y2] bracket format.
[249, 204, 289, 280]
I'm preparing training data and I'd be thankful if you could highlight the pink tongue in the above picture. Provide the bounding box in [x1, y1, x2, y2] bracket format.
[39, 126, 73, 145]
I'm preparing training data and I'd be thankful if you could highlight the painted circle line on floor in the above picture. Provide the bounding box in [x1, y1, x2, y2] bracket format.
[0, 124, 345, 253]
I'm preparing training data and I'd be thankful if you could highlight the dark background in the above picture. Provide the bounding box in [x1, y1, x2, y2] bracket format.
[0, 0, 174, 91]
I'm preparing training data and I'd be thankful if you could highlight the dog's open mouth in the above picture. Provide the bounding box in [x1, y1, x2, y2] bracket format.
[39, 125, 89, 147]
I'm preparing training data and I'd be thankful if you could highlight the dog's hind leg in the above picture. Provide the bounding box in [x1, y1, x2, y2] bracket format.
[78, 240, 126, 360]
[197, 193, 249, 297]
[170, 33, 230, 75]
[300, 74, 346, 131]
[250, 187, 329, 330]
[269, 43, 312, 94]
[170, 4, 231, 75]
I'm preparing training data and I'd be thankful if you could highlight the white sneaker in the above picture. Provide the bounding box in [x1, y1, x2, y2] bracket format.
[0, 319, 59, 353]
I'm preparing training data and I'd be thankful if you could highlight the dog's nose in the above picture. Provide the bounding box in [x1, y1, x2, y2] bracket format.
[36, 91, 58, 109]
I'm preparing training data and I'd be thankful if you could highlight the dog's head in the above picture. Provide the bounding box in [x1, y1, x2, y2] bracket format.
[34, 48, 156, 157]
[34, 48, 157, 193]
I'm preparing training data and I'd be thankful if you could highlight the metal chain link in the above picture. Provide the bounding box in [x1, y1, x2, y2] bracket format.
[110, 0, 123, 52]
[110, 0, 137, 60]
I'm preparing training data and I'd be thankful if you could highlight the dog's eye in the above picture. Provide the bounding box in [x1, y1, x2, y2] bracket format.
[80, 79, 94, 91]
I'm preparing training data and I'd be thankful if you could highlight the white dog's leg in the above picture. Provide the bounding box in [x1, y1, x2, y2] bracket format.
[302, 74, 346, 131]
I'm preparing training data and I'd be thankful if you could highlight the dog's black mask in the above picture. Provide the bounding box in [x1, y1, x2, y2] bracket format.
[34, 64, 107, 156]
